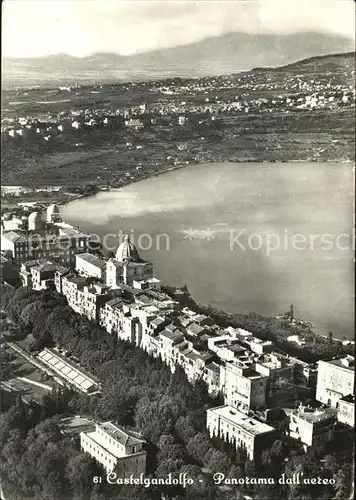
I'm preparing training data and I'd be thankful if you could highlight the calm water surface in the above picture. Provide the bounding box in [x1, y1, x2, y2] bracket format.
[61, 162, 354, 339]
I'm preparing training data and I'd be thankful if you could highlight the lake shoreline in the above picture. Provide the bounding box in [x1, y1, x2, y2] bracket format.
[48, 157, 356, 209]
[1, 157, 353, 209]
[161, 285, 354, 360]
[60, 160, 354, 340]
[62, 156, 353, 207]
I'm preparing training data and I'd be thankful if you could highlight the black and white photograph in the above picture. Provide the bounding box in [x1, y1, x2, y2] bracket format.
[0, 1, 355, 499]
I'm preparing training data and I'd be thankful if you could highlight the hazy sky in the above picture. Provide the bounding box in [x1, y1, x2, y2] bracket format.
[2, 0, 355, 58]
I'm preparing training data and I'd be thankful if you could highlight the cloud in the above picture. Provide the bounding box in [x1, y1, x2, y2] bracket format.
[2, 0, 355, 58]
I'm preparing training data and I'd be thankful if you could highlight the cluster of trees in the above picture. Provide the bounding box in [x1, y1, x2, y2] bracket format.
[0, 398, 112, 500]
[62, 184, 100, 196]
[0, 348, 15, 380]
[1, 285, 354, 500]
[163, 286, 353, 363]
[257, 438, 354, 500]
[0, 286, 237, 499]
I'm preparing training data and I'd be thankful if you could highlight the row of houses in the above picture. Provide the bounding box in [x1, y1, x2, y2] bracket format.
[18, 244, 298, 404]
[17, 237, 354, 460]
[207, 353, 354, 459]
[152, 63, 354, 100]
[3, 75, 354, 139]
[1, 206, 96, 268]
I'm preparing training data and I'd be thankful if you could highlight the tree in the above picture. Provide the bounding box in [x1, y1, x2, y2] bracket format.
[1, 429, 26, 484]
[175, 415, 196, 444]
[186, 433, 211, 464]
[157, 443, 186, 465]
[226, 464, 244, 486]
[261, 448, 273, 468]
[323, 455, 338, 474]
[179, 464, 219, 500]
[283, 454, 325, 500]
[203, 448, 232, 475]
[333, 467, 350, 499]
[191, 377, 210, 408]
[0, 349, 14, 380]
[4, 288, 38, 322]
[245, 459, 256, 477]
[66, 454, 106, 499]
[135, 396, 174, 443]
[271, 439, 284, 457]
[0, 397, 40, 448]
[156, 458, 186, 477]
[21, 300, 54, 348]
[116, 483, 153, 500]
[157, 434, 175, 449]
[25, 417, 62, 447]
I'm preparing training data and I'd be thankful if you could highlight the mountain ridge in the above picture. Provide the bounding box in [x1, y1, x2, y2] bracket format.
[3, 31, 354, 62]
[2, 31, 354, 87]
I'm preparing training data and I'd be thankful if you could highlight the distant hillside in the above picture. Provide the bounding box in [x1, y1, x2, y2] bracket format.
[248, 51, 355, 87]
[252, 51, 355, 71]
[2, 31, 354, 88]
[270, 51, 355, 76]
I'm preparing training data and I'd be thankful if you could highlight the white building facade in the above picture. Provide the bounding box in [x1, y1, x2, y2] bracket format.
[288, 405, 336, 452]
[316, 357, 354, 408]
[206, 405, 276, 460]
[220, 360, 268, 412]
[76, 253, 107, 281]
[80, 422, 146, 476]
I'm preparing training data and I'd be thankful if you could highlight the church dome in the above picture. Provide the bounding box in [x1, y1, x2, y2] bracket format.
[115, 235, 140, 263]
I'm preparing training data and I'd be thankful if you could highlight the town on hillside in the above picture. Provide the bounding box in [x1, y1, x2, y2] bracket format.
[1, 2, 355, 499]
[1, 52, 355, 201]
[0, 204, 354, 499]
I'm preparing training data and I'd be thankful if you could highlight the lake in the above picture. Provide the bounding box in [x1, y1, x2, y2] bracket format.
[61, 162, 354, 339]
